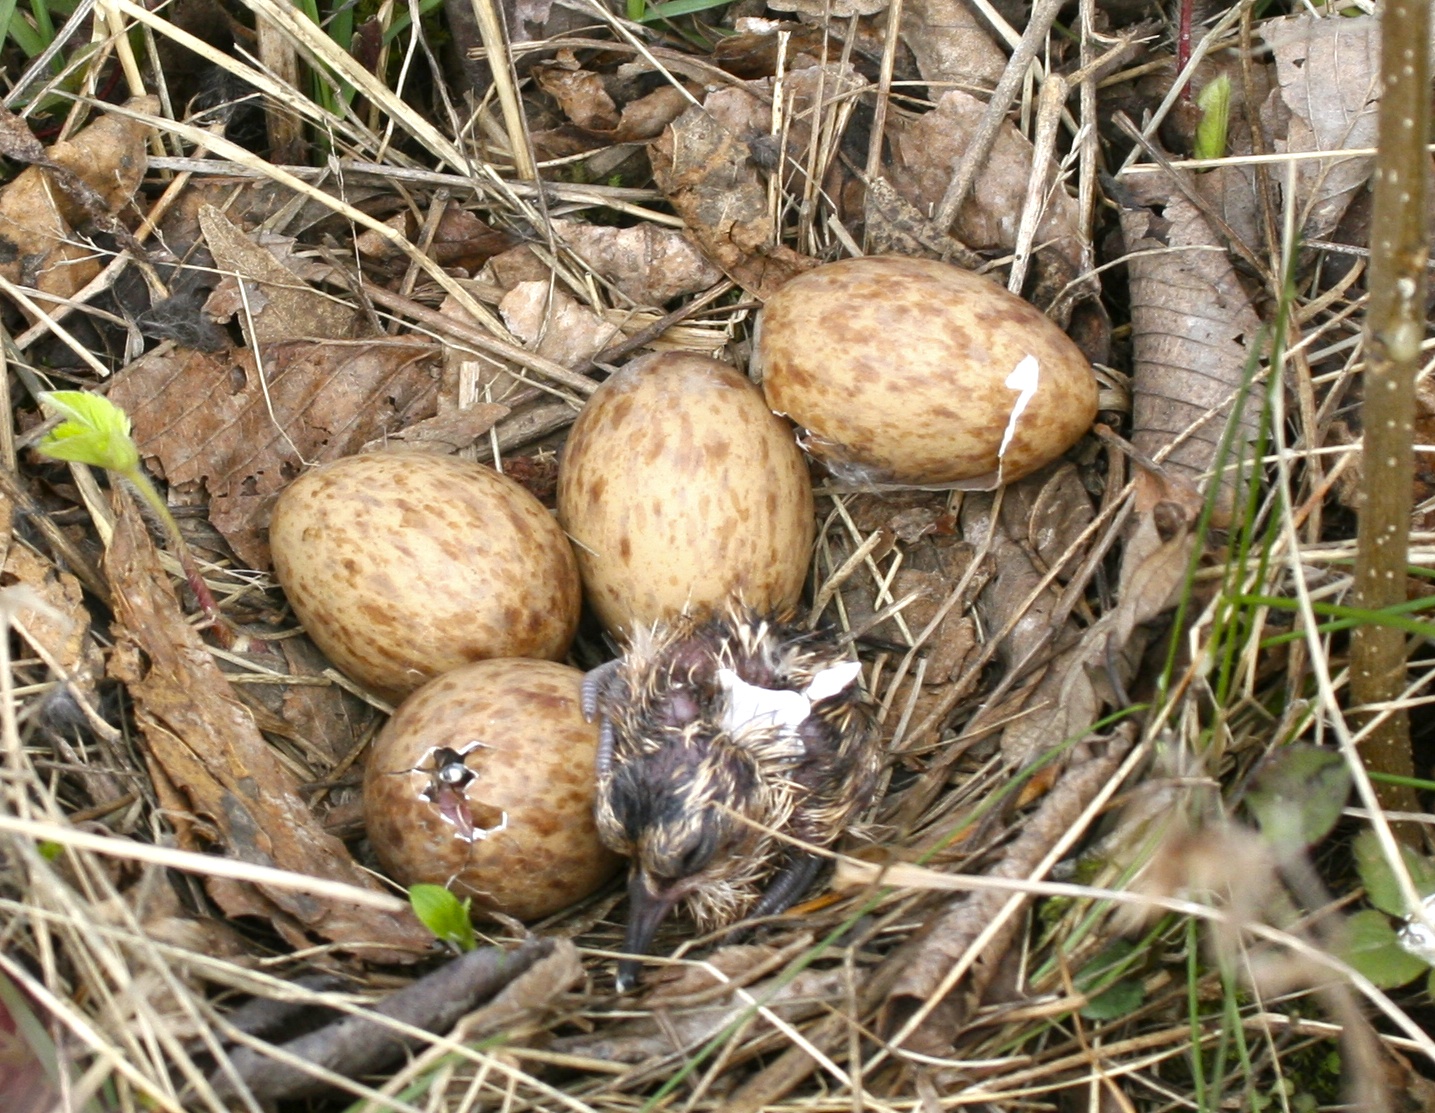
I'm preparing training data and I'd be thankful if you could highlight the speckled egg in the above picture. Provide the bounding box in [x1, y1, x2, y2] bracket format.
[270, 452, 580, 701]
[363, 658, 621, 921]
[756, 255, 1098, 485]
[556, 352, 814, 637]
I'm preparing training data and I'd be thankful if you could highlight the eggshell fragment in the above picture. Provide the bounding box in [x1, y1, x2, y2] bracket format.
[270, 452, 580, 701]
[557, 351, 814, 637]
[757, 255, 1098, 485]
[363, 659, 621, 921]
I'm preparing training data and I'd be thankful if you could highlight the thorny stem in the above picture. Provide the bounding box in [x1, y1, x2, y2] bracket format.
[1350, 0, 1429, 839]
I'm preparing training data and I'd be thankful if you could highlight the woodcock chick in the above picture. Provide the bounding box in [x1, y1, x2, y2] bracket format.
[584, 605, 880, 992]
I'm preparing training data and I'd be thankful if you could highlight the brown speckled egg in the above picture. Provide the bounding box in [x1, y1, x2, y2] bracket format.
[556, 352, 814, 638]
[756, 255, 1098, 485]
[363, 658, 621, 921]
[270, 452, 580, 701]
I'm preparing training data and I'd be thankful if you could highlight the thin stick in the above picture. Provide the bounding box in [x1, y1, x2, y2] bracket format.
[933, 0, 1064, 234]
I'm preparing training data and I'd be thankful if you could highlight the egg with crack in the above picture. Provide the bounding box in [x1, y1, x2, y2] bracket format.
[755, 255, 1098, 486]
[363, 658, 621, 921]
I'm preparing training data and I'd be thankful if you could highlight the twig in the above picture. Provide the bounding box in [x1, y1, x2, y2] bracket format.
[933, 0, 1065, 234]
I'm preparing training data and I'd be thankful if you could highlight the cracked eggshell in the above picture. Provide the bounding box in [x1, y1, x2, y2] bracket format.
[363, 658, 621, 921]
[557, 351, 814, 637]
[270, 452, 580, 701]
[756, 255, 1098, 485]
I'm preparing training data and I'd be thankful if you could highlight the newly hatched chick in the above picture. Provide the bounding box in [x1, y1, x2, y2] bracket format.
[585, 605, 879, 991]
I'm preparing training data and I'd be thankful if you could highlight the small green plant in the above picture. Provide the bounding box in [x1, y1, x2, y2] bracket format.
[625, 0, 731, 24]
[408, 884, 477, 952]
[1, 0, 74, 64]
[1340, 829, 1435, 990]
[35, 392, 227, 635]
[1193, 74, 1231, 162]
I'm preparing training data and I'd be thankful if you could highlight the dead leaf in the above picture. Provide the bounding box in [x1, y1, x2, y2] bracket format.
[1009, 462, 1095, 581]
[535, 62, 621, 132]
[767, 0, 886, 19]
[108, 338, 440, 569]
[1117, 175, 1264, 502]
[3, 545, 100, 698]
[200, 205, 365, 344]
[890, 90, 1083, 285]
[225, 634, 383, 771]
[1260, 14, 1380, 242]
[0, 99, 156, 305]
[499, 281, 623, 364]
[103, 490, 431, 959]
[454, 937, 584, 1041]
[650, 105, 816, 299]
[995, 501, 1190, 769]
[862, 176, 982, 266]
[900, 0, 1005, 93]
[554, 220, 724, 305]
[552, 959, 844, 1061]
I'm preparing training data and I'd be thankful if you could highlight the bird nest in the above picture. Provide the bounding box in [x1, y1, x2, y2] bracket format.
[0, 0, 1427, 1109]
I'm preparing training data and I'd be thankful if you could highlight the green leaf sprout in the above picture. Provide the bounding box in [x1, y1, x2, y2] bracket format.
[409, 884, 477, 952]
[1194, 75, 1231, 164]
[35, 391, 140, 474]
[34, 390, 227, 635]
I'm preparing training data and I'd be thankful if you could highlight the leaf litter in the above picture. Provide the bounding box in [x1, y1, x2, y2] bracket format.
[0, 0, 1427, 1109]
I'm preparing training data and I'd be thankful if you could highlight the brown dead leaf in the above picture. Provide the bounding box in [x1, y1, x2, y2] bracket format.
[1007, 462, 1095, 581]
[108, 338, 440, 569]
[1260, 14, 1380, 242]
[1117, 175, 1263, 502]
[714, 21, 831, 78]
[554, 220, 723, 305]
[995, 502, 1191, 769]
[533, 55, 691, 148]
[767, 0, 886, 18]
[900, 0, 1005, 93]
[454, 938, 584, 1042]
[535, 62, 621, 132]
[650, 106, 816, 299]
[890, 90, 1083, 285]
[224, 635, 382, 771]
[103, 490, 430, 959]
[200, 205, 365, 344]
[0, 99, 156, 305]
[499, 281, 623, 364]
[862, 176, 982, 266]
[552, 959, 843, 1061]
[3, 545, 101, 698]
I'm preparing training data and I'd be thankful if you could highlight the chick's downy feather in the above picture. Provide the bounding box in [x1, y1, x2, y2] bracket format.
[590, 606, 880, 949]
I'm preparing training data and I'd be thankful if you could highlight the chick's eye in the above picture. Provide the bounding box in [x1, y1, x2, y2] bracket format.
[676, 827, 719, 876]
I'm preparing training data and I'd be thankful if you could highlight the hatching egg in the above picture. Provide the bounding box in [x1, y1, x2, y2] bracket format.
[363, 658, 621, 921]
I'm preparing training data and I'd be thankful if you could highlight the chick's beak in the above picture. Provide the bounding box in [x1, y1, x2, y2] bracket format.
[616, 868, 680, 993]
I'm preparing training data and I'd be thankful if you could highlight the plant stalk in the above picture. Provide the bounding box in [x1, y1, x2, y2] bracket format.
[122, 466, 232, 646]
[1350, 0, 1430, 834]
